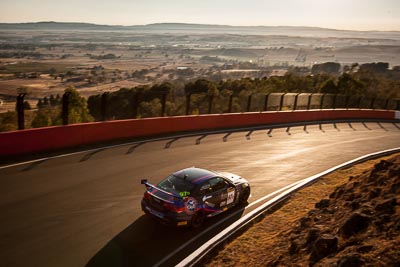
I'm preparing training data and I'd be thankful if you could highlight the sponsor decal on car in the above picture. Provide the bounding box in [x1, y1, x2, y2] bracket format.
[227, 187, 235, 205]
[185, 197, 198, 214]
[205, 201, 215, 208]
[202, 195, 212, 202]
[221, 192, 228, 200]
[200, 184, 211, 192]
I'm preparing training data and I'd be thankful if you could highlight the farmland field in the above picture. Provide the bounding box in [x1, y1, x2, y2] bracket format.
[1, 23, 400, 113]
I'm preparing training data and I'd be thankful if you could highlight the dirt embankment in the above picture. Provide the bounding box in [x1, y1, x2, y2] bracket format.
[206, 153, 400, 267]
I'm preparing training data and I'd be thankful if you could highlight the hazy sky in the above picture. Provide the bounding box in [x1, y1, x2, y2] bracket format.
[0, 0, 399, 31]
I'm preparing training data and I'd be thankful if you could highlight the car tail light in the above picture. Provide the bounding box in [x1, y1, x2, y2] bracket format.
[164, 202, 185, 213]
[143, 191, 151, 201]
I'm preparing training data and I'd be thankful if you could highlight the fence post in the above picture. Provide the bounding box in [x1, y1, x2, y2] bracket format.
[357, 97, 363, 109]
[319, 94, 325, 109]
[307, 93, 313, 110]
[384, 99, 389, 110]
[101, 92, 108, 121]
[160, 93, 167, 117]
[246, 94, 252, 112]
[208, 94, 214, 114]
[62, 92, 71, 125]
[332, 94, 337, 109]
[16, 93, 26, 130]
[345, 95, 350, 109]
[370, 98, 375, 109]
[263, 93, 270, 111]
[293, 93, 300, 111]
[132, 92, 141, 118]
[185, 94, 191, 115]
[279, 93, 286, 111]
[228, 95, 233, 113]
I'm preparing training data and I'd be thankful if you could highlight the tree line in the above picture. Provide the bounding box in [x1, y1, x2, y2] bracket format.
[87, 66, 400, 120]
[1, 63, 399, 132]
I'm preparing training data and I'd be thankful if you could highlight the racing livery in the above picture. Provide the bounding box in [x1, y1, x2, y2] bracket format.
[140, 167, 250, 227]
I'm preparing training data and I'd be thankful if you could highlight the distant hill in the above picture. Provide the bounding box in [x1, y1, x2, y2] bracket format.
[1, 22, 399, 39]
[0, 21, 122, 30]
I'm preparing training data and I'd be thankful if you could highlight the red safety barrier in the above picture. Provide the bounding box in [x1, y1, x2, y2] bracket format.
[0, 109, 397, 157]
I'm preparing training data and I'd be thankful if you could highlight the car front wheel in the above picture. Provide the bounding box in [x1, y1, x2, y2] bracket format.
[239, 187, 250, 204]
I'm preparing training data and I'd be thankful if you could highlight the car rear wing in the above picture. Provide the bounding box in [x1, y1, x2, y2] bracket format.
[141, 179, 182, 200]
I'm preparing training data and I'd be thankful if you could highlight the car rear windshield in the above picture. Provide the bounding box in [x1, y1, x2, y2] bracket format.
[157, 175, 195, 197]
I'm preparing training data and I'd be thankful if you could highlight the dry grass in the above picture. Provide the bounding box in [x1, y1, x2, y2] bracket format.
[205, 153, 400, 267]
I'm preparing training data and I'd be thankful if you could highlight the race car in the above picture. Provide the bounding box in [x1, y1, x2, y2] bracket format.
[140, 167, 251, 227]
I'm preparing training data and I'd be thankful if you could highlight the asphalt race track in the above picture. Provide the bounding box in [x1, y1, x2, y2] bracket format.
[0, 121, 399, 267]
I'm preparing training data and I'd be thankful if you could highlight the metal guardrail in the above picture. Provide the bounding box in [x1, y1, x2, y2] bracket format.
[177, 147, 400, 267]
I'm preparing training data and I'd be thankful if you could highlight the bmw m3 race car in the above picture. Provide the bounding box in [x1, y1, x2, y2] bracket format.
[140, 167, 250, 227]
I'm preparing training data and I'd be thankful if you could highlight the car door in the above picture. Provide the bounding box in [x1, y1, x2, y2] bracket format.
[200, 177, 229, 211]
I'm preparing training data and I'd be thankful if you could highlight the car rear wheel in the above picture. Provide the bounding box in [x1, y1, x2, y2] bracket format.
[239, 187, 250, 204]
[191, 211, 205, 228]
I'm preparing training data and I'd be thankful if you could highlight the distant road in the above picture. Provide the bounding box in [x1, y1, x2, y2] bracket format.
[0, 121, 399, 267]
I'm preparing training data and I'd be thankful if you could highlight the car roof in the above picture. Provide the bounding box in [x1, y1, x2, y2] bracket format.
[172, 167, 218, 185]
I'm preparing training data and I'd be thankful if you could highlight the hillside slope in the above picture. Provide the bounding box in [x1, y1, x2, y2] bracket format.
[205, 153, 400, 266]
